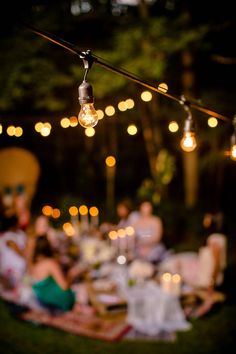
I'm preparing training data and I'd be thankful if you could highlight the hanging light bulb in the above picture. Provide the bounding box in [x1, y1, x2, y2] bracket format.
[180, 99, 197, 152]
[180, 131, 197, 152]
[78, 81, 98, 128]
[230, 116, 236, 161]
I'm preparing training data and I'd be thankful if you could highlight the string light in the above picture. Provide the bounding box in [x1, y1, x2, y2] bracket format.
[96, 109, 104, 120]
[168, 121, 179, 133]
[78, 52, 98, 128]
[127, 124, 138, 135]
[158, 82, 168, 93]
[118, 101, 127, 112]
[85, 127, 95, 137]
[125, 98, 135, 109]
[180, 100, 197, 152]
[35, 122, 44, 132]
[105, 105, 115, 116]
[69, 116, 78, 127]
[7, 126, 16, 136]
[141, 91, 152, 102]
[0, 124, 2, 134]
[60, 117, 70, 128]
[208, 117, 218, 128]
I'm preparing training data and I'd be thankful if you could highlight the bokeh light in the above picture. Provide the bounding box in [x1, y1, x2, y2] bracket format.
[85, 127, 95, 137]
[70, 116, 78, 127]
[89, 206, 99, 217]
[158, 82, 168, 93]
[42, 205, 53, 216]
[141, 91, 152, 102]
[96, 109, 104, 120]
[35, 122, 44, 132]
[118, 101, 127, 111]
[127, 124, 138, 135]
[7, 125, 16, 136]
[52, 208, 61, 219]
[208, 117, 218, 128]
[105, 105, 115, 116]
[60, 117, 70, 128]
[69, 206, 78, 216]
[105, 155, 116, 167]
[15, 127, 23, 137]
[125, 98, 135, 109]
[79, 205, 88, 215]
[168, 121, 179, 133]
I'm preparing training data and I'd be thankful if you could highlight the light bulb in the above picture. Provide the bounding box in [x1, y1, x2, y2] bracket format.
[78, 103, 98, 128]
[180, 132, 197, 152]
[78, 80, 98, 128]
[230, 144, 236, 161]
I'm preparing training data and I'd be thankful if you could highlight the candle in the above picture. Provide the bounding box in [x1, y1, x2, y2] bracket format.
[125, 226, 135, 256]
[171, 273, 181, 296]
[108, 230, 118, 256]
[160, 272, 172, 294]
[117, 228, 126, 255]
[160, 273, 182, 296]
[79, 205, 89, 233]
[89, 206, 99, 228]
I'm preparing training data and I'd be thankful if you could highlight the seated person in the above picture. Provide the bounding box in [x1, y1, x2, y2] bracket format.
[0, 214, 27, 288]
[29, 235, 75, 312]
[116, 198, 139, 228]
[132, 201, 166, 263]
[159, 233, 227, 289]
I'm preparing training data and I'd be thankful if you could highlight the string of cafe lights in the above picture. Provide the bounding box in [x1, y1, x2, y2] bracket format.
[2, 23, 236, 160]
[0, 87, 221, 139]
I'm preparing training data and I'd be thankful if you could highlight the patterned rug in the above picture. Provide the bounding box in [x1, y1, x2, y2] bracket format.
[21, 309, 131, 342]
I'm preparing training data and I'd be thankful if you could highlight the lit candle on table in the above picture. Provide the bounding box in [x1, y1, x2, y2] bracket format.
[79, 205, 89, 233]
[89, 206, 99, 228]
[108, 230, 118, 255]
[125, 226, 135, 256]
[171, 273, 181, 296]
[69, 206, 79, 237]
[117, 228, 126, 255]
[160, 272, 172, 294]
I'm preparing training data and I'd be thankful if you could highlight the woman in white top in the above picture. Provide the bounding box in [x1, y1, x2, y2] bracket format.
[133, 201, 166, 263]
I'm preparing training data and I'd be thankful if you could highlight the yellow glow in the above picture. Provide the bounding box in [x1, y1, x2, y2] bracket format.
[105, 105, 115, 116]
[78, 103, 98, 128]
[63, 222, 75, 237]
[125, 226, 135, 236]
[168, 121, 179, 133]
[117, 228, 126, 238]
[158, 82, 168, 93]
[230, 145, 236, 161]
[69, 206, 78, 216]
[208, 117, 218, 128]
[79, 205, 88, 215]
[172, 274, 181, 283]
[125, 98, 135, 109]
[41, 126, 51, 137]
[42, 205, 53, 217]
[15, 127, 23, 137]
[162, 272, 172, 281]
[52, 208, 61, 219]
[141, 91, 152, 102]
[35, 122, 44, 132]
[89, 206, 99, 217]
[180, 132, 197, 152]
[0, 124, 2, 134]
[109, 230, 117, 240]
[118, 101, 127, 112]
[85, 127, 95, 137]
[105, 155, 116, 167]
[44, 122, 51, 130]
[127, 124, 138, 135]
[70, 116, 78, 127]
[96, 109, 104, 120]
[60, 117, 70, 128]
[7, 125, 16, 136]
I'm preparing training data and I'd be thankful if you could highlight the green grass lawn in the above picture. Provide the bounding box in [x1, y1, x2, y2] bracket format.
[0, 274, 236, 354]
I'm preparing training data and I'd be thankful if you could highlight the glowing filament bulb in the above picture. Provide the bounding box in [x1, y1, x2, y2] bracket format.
[230, 145, 236, 161]
[180, 132, 197, 152]
[78, 103, 98, 128]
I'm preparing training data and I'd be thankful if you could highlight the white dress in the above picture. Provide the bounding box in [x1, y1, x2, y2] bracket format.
[0, 230, 27, 285]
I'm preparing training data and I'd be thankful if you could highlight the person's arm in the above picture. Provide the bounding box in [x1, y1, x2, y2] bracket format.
[48, 259, 70, 290]
[210, 242, 221, 288]
[6, 240, 25, 257]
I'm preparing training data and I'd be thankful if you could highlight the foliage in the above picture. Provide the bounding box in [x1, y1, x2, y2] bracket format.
[137, 148, 176, 205]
